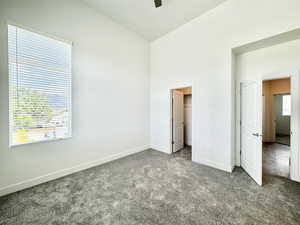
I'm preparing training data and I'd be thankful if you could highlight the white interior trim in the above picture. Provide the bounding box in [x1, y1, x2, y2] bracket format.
[0, 145, 149, 197]
[290, 72, 300, 181]
[198, 158, 234, 173]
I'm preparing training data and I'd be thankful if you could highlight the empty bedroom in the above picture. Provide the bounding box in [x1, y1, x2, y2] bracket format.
[1, 0, 300, 224]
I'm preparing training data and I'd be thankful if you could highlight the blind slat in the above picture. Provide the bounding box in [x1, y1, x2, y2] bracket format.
[8, 24, 72, 146]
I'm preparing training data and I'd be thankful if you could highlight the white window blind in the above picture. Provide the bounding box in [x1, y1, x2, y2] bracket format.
[8, 24, 72, 146]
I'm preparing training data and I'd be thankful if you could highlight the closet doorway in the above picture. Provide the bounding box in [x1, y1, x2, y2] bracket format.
[171, 87, 192, 160]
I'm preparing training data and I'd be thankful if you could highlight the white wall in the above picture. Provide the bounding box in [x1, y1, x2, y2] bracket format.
[0, 0, 150, 196]
[237, 39, 300, 81]
[150, 0, 300, 172]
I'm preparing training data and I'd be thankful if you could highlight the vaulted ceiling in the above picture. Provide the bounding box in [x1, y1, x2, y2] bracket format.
[81, 0, 227, 40]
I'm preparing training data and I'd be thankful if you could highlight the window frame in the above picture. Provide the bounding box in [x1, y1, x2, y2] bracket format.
[7, 22, 73, 147]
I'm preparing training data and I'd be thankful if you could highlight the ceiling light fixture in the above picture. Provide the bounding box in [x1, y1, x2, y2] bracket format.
[154, 0, 162, 8]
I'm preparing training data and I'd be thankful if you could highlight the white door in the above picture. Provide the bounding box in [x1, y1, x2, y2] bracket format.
[172, 90, 184, 152]
[240, 81, 263, 186]
[290, 74, 299, 181]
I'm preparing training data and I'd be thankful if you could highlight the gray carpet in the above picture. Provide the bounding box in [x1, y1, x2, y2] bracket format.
[1, 149, 300, 225]
[173, 146, 192, 160]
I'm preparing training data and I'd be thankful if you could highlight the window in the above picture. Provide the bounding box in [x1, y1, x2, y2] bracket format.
[8, 24, 72, 146]
[282, 95, 291, 116]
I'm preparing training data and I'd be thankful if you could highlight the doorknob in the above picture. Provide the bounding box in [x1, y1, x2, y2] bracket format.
[252, 133, 262, 137]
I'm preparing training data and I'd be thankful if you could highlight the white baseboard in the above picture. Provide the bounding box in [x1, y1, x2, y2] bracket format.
[196, 158, 233, 173]
[150, 145, 171, 154]
[0, 145, 149, 197]
[152, 146, 233, 173]
[230, 164, 236, 173]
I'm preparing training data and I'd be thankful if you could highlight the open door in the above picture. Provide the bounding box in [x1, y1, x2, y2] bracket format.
[290, 74, 300, 181]
[172, 90, 184, 153]
[240, 81, 263, 185]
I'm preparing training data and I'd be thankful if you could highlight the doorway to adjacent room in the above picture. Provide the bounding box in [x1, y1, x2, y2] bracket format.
[238, 73, 300, 186]
[262, 78, 291, 179]
[171, 87, 192, 160]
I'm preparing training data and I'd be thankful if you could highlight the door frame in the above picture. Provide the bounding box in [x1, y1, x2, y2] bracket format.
[236, 71, 300, 182]
[170, 85, 194, 157]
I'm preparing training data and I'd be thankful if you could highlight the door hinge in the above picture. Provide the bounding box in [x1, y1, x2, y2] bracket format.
[172, 141, 174, 144]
